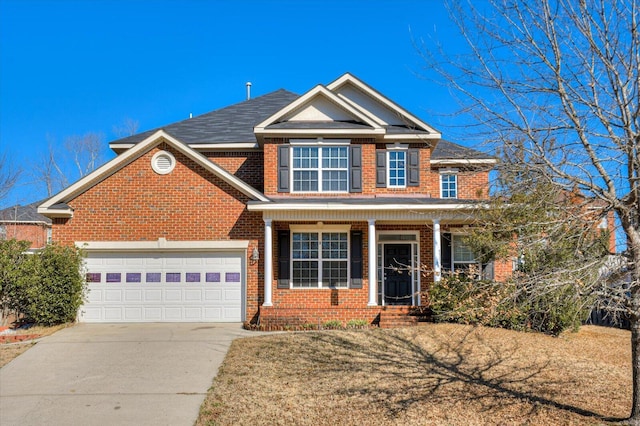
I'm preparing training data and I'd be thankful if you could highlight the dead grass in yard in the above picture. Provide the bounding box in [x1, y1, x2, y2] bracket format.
[197, 324, 631, 426]
[0, 324, 71, 368]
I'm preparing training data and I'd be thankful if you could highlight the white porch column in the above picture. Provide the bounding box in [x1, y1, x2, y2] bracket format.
[263, 218, 273, 306]
[367, 219, 377, 306]
[433, 219, 442, 282]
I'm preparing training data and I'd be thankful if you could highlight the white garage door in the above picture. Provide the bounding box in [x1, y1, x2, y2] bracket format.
[80, 252, 243, 323]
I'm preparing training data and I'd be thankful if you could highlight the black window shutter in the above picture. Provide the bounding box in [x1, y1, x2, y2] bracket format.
[277, 145, 290, 193]
[408, 149, 420, 186]
[441, 232, 452, 272]
[376, 150, 386, 187]
[350, 230, 363, 288]
[350, 145, 362, 193]
[277, 230, 290, 288]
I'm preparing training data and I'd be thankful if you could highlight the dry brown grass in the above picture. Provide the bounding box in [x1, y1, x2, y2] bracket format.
[0, 324, 71, 368]
[197, 324, 631, 426]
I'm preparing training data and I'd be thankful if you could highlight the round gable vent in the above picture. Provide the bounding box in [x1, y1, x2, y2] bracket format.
[151, 151, 176, 175]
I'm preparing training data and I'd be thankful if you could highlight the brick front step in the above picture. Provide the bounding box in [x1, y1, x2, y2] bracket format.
[379, 306, 431, 329]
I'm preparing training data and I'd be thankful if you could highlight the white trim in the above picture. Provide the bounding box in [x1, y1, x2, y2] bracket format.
[263, 218, 273, 306]
[111, 142, 261, 151]
[367, 219, 377, 306]
[377, 230, 421, 306]
[76, 238, 250, 252]
[386, 149, 407, 189]
[327, 73, 442, 137]
[290, 224, 351, 232]
[433, 219, 441, 282]
[431, 159, 497, 165]
[386, 143, 409, 150]
[382, 134, 441, 140]
[39, 130, 269, 217]
[254, 85, 384, 133]
[289, 228, 350, 289]
[151, 150, 176, 175]
[289, 138, 351, 145]
[440, 173, 458, 200]
[248, 202, 478, 212]
[256, 128, 385, 136]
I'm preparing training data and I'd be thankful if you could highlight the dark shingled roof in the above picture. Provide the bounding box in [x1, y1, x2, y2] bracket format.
[111, 89, 300, 146]
[0, 201, 52, 224]
[431, 139, 494, 160]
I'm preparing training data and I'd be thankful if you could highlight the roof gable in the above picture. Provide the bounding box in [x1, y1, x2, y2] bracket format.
[40, 130, 269, 217]
[254, 85, 383, 136]
[327, 73, 441, 138]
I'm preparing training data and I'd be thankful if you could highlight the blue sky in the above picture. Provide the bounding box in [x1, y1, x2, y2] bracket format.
[0, 0, 468, 206]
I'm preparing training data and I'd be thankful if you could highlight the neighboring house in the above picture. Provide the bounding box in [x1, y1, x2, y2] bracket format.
[38, 73, 511, 325]
[0, 201, 52, 250]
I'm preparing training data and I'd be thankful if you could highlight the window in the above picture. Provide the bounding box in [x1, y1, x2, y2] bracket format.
[292, 146, 348, 192]
[452, 234, 477, 272]
[292, 231, 348, 288]
[441, 173, 458, 198]
[387, 151, 406, 187]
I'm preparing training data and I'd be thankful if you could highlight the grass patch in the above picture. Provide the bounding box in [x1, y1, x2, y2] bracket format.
[0, 324, 71, 368]
[197, 324, 630, 425]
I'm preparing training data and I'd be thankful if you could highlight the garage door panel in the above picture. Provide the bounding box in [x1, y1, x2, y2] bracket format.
[81, 251, 243, 323]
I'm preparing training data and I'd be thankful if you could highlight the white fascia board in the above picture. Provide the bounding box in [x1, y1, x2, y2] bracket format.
[431, 159, 497, 166]
[256, 128, 386, 136]
[382, 133, 441, 140]
[248, 202, 480, 212]
[327, 73, 442, 136]
[36, 206, 73, 217]
[77, 239, 249, 252]
[254, 85, 384, 133]
[109, 143, 135, 150]
[40, 130, 269, 210]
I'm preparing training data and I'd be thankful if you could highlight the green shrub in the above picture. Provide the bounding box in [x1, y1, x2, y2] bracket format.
[0, 239, 31, 322]
[0, 240, 86, 326]
[322, 319, 343, 329]
[346, 319, 369, 328]
[22, 244, 87, 325]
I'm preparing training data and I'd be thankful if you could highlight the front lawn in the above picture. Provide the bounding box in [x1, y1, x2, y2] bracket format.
[197, 324, 630, 425]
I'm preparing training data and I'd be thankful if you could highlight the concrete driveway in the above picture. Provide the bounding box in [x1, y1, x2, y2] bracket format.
[0, 323, 259, 426]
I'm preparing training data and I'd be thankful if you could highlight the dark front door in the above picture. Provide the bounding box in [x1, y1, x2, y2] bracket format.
[383, 244, 413, 305]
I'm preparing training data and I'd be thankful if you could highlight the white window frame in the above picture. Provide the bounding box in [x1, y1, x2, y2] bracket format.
[440, 169, 458, 199]
[289, 224, 350, 289]
[386, 143, 408, 188]
[290, 140, 350, 193]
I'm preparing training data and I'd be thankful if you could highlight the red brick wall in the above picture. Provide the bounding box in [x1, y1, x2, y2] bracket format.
[52, 141, 264, 322]
[204, 151, 264, 192]
[263, 138, 490, 200]
[1, 223, 50, 249]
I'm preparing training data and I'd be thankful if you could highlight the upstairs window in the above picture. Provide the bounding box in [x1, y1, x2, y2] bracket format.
[292, 146, 348, 192]
[387, 151, 406, 187]
[441, 173, 458, 198]
[376, 146, 419, 188]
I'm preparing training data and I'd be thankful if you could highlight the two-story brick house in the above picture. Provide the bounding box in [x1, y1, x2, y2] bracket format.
[38, 73, 510, 325]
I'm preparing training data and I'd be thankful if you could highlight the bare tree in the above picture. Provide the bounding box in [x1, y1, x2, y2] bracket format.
[64, 132, 105, 178]
[418, 0, 640, 421]
[112, 118, 139, 138]
[0, 153, 21, 206]
[29, 132, 107, 197]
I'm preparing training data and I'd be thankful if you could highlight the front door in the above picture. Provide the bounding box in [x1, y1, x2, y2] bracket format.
[383, 244, 413, 305]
